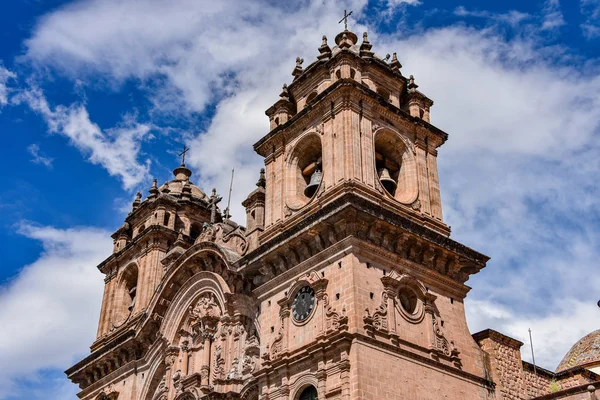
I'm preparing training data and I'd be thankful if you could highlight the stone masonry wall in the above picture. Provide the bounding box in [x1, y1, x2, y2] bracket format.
[475, 331, 525, 400]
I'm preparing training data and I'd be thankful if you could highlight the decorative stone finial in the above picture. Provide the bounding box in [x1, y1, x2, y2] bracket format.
[360, 32, 374, 59]
[335, 29, 358, 47]
[148, 178, 159, 200]
[587, 385, 596, 393]
[280, 84, 291, 101]
[292, 57, 304, 79]
[208, 188, 222, 224]
[173, 165, 192, 182]
[318, 35, 332, 61]
[390, 52, 402, 73]
[162, 181, 170, 194]
[132, 191, 142, 210]
[408, 75, 419, 91]
[256, 168, 266, 188]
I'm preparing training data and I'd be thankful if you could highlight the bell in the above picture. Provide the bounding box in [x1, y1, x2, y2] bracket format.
[304, 167, 322, 197]
[378, 168, 397, 194]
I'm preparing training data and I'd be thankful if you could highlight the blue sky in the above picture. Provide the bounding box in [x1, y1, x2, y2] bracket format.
[0, 0, 599, 398]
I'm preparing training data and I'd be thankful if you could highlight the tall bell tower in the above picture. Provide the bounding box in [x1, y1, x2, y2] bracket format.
[66, 23, 497, 400]
[243, 25, 493, 400]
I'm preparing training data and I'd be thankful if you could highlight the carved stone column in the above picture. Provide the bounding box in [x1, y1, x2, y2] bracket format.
[180, 340, 190, 376]
[164, 346, 179, 400]
[201, 332, 212, 386]
[381, 276, 400, 342]
[423, 293, 437, 351]
[316, 357, 327, 400]
[339, 348, 351, 400]
[312, 278, 329, 337]
[415, 134, 432, 216]
[276, 298, 291, 354]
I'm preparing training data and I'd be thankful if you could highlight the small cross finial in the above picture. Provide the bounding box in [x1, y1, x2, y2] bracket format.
[179, 145, 190, 166]
[338, 9, 353, 31]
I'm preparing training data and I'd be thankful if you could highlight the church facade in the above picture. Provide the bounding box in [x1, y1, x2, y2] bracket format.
[66, 26, 600, 400]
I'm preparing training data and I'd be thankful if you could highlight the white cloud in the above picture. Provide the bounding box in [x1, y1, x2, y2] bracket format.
[17, 0, 600, 377]
[14, 87, 152, 189]
[541, 0, 565, 31]
[0, 223, 111, 398]
[466, 299, 599, 370]
[0, 64, 16, 107]
[581, 0, 600, 38]
[27, 143, 54, 168]
[454, 6, 531, 27]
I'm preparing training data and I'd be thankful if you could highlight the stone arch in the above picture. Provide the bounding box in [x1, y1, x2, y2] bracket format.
[161, 270, 230, 344]
[291, 374, 320, 400]
[113, 261, 139, 325]
[377, 86, 391, 102]
[240, 383, 259, 400]
[189, 222, 203, 242]
[174, 393, 196, 400]
[138, 339, 169, 400]
[373, 127, 418, 204]
[285, 132, 323, 211]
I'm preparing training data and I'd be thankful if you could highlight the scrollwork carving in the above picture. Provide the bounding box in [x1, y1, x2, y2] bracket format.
[364, 291, 389, 335]
[323, 293, 348, 333]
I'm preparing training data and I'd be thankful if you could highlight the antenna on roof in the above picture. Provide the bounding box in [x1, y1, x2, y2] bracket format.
[528, 328, 538, 375]
[223, 168, 235, 220]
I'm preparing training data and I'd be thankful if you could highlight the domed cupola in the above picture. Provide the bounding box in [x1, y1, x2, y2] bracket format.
[556, 329, 600, 373]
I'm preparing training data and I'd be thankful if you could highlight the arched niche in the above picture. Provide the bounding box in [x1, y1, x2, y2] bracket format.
[285, 133, 323, 211]
[373, 128, 418, 204]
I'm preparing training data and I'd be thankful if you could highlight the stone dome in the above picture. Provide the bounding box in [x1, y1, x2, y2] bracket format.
[157, 165, 208, 202]
[556, 329, 600, 372]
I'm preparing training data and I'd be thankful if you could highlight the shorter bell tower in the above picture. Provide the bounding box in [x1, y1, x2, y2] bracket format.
[93, 163, 216, 345]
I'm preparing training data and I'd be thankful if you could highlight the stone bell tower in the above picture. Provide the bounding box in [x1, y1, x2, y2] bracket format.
[66, 23, 499, 400]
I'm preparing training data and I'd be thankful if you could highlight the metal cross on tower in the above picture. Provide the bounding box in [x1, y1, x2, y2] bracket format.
[338, 9, 353, 31]
[179, 145, 190, 166]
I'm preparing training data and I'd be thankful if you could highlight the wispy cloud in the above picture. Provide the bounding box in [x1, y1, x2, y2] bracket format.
[0, 222, 111, 398]
[14, 87, 152, 189]
[454, 0, 565, 31]
[541, 0, 566, 31]
[581, 0, 600, 38]
[0, 63, 16, 107]
[27, 144, 54, 168]
[454, 6, 531, 27]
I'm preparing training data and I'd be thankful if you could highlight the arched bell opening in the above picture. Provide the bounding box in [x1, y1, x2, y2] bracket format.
[286, 133, 323, 211]
[373, 129, 418, 204]
[189, 222, 203, 242]
[113, 263, 139, 325]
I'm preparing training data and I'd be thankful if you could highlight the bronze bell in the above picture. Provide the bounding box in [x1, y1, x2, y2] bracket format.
[304, 167, 322, 197]
[378, 167, 397, 194]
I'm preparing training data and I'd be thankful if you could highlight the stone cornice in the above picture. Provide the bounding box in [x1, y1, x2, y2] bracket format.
[254, 79, 448, 156]
[239, 192, 488, 278]
[285, 46, 404, 96]
[98, 226, 183, 274]
[472, 329, 524, 349]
